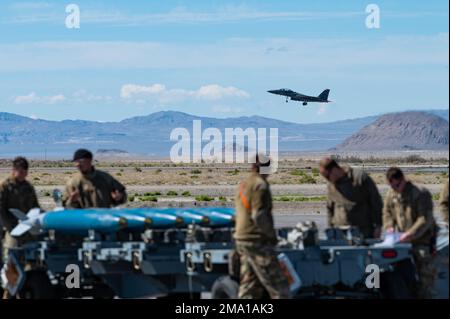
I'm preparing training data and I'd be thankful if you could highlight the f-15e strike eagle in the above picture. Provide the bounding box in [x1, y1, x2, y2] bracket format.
[268, 88, 331, 106]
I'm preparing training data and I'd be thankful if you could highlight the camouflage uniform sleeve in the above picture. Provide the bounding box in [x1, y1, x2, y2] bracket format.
[62, 179, 81, 208]
[250, 182, 274, 236]
[440, 182, 449, 224]
[382, 191, 395, 231]
[109, 175, 127, 206]
[30, 185, 40, 209]
[326, 184, 334, 227]
[364, 175, 383, 227]
[326, 197, 334, 227]
[407, 189, 434, 241]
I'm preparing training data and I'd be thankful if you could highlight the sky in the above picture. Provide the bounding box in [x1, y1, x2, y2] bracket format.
[0, 0, 448, 124]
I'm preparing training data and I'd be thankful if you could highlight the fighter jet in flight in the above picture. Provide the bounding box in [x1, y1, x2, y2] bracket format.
[267, 88, 331, 106]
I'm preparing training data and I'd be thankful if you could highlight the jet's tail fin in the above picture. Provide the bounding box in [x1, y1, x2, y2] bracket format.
[9, 209, 28, 221]
[318, 89, 330, 101]
[9, 208, 40, 220]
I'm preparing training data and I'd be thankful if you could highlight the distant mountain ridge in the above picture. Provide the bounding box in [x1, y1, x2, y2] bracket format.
[336, 111, 449, 151]
[0, 109, 448, 158]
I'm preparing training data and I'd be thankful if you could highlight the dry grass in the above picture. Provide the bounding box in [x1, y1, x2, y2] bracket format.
[0, 159, 447, 187]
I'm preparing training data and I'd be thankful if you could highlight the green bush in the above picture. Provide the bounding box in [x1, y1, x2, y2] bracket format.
[290, 169, 305, 176]
[273, 195, 326, 202]
[182, 191, 191, 196]
[195, 195, 214, 202]
[311, 168, 319, 177]
[299, 174, 316, 184]
[138, 195, 158, 202]
[166, 190, 178, 196]
[293, 196, 327, 202]
[191, 169, 202, 174]
[144, 191, 161, 196]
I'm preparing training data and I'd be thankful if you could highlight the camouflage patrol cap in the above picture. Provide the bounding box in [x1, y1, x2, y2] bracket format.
[73, 149, 93, 161]
[255, 153, 271, 167]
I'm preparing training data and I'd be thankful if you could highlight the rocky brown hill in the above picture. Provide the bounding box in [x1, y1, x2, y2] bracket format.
[335, 111, 449, 151]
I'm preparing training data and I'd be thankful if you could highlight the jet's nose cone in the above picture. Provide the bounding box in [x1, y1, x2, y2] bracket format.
[267, 90, 277, 94]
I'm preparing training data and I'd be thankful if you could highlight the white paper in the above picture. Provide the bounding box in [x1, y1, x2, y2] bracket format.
[373, 231, 404, 247]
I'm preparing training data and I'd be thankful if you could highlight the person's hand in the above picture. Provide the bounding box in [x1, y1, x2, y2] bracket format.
[69, 189, 80, 203]
[400, 231, 412, 243]
[111, 190, 124, 202]
[385, 227, 395, 233]
[373, 226, 382, 239]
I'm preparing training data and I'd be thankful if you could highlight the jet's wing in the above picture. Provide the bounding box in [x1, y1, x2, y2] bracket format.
[268, 89, 299, 97]
[286, 90, 301, 97]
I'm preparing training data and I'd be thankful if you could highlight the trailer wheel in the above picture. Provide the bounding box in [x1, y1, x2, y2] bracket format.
[19, 271, 57, 299]
[211, 276, 239, 299]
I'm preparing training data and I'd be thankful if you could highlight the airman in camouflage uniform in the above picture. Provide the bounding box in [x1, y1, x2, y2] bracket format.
[439, 181, 449, 224]
[0, 157, 40, 299]
[234, 155, 290, 299]
[62, 149, 127, 209]
[383, 167, 437, 299]
[319, 158, 383, 239]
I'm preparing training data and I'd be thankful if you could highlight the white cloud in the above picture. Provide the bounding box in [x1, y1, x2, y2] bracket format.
[120, 84, 166, 99]
[196, 85, 250, 100]
[120, 83, 250, 104]
[47, 94, 66, 104]
[13, 90, 113, 105]
[13, 92, 38, 104]
[13, 92, 66, 105]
